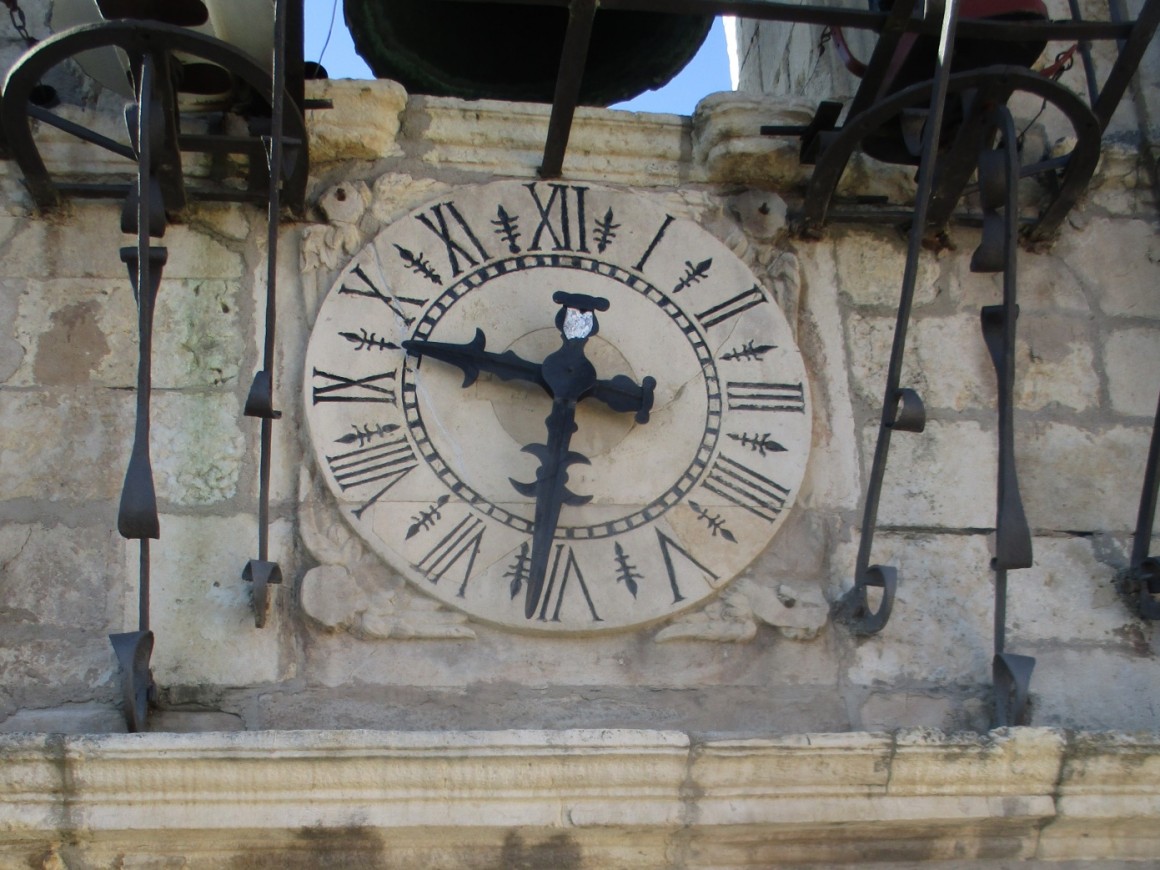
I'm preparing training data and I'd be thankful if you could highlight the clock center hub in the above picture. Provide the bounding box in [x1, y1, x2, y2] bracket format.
[478, 328, 638, 457]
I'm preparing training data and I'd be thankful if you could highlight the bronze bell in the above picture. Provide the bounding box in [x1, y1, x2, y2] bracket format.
[343, 0, 713, 106]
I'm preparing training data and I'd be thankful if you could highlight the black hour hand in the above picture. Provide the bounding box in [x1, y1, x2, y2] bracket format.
[592, 374, 656, 424]
[403, 328, 544, 390]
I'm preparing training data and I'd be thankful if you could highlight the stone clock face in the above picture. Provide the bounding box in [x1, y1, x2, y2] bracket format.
[303, 181, 811, 634]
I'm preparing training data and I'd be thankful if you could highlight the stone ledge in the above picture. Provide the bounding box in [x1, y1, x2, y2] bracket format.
[0, 728, 1157, 867]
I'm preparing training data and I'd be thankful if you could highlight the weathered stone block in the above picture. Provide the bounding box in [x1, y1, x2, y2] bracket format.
[833, 228, 942, 309]
[1005, 536, 1142, 646]
[1056, 218, 1160, 319]
[1018, 422, 1153, 532]
[795, 243, 863, 511]
[0, 523, 121, 631]
[0, 388, 131, 503]
[0, 631, 119, 711]
[306, 78, 408, 164]
[151, 392, 245, 506]
[0, 702, 125, 734]
[1105, 326, 1160, 417]
[840, 533, 996, 686]
[947, 233, 1092, 313]
[846, 312, 991, 411]
[1023, 646, 1160, 730]
[0, 207, 126, 279]
[865, 420, 998, 530]
[692, 92, 812, 187]
[10, 277, 245, 390]
[859, 690, 990, 732]
[141, 514, 289, 687]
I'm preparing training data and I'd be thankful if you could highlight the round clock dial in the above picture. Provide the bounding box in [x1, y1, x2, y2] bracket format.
[303, 181, 811, 633]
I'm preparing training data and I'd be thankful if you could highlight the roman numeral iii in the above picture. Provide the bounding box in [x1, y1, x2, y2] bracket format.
[726, 381, 805, 413]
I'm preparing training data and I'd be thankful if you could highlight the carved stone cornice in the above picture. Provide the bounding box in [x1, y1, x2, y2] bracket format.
[1, 728, 1157, 866]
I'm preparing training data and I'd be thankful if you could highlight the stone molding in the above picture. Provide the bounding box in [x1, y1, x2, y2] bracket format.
[1, 728, 1157, 867]
[8, 79, 1150, 200]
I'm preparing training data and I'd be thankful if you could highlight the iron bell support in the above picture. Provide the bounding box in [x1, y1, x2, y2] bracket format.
[835, 0, 960, 634]
[973, 106, 1035, 726]
[110, 54, 170, 733]
[242, 0, 299, 628]
[1125, 391, 1160, 619]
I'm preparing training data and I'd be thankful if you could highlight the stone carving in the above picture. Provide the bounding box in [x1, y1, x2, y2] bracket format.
[653, 577, 828, 643]
[369, 173, 451, 225]
[301, 181, 371, 274]
[298, 474, 475, 640]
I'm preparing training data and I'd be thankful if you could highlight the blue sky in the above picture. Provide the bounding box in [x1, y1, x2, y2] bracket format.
[302, 1, 734, 115]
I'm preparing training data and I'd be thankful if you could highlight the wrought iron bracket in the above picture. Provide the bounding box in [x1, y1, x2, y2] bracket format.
[243, 560, 283, 629]
[108, 630, 155, 733]
[834, 564, 897, 636]
[1123, 390, 1160, 619]
[0, 19, 309, 212]
[978, 104, 1035, 726]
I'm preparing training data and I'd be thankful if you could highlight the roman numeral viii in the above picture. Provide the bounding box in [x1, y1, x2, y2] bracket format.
[326, 436, 417, 519]
[702, 455, 789, 523]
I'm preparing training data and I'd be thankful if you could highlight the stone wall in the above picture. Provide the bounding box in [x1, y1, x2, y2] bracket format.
[0, 2, 1157, 739]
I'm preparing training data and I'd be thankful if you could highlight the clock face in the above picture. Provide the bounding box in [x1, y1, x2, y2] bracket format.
[303, 181, 811, 633]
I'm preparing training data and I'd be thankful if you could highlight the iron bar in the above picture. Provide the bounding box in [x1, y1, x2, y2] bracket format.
[1, 21, 309, 212]
[1066, 0, 1102, 107]
[444, 0, 1136, 39]
[976, 105, 1034, 726]
[843, 0, 922, 122]
[836, 0, 961, 635]
[110, 53, 169, 733]
[539, 0, 597, 178]
[1091, 0, 1160, 130]
[26, 103, 135, 159]
[1131, 389, 1160, 571]
[242, 0, 294, 626]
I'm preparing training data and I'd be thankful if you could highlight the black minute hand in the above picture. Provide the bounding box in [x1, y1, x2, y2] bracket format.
[403, 328, 545, 391]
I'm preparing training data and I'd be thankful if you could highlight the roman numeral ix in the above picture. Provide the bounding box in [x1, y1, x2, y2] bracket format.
[312, 368, 397, 405]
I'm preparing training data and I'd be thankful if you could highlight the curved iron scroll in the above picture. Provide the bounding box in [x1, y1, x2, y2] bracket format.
[797, 65, 1102, 245]
[1, 19, 308, 212]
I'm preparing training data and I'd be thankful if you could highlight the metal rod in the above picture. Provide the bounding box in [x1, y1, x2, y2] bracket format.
[251, 0, 290, 563]
[139, 539, 150, 633]
[26, 104, 136, 159]
[853, 0, 961, 585]
[1066, 0, 1102, 107]
[1092, 0, 1160, 130]
[540, 0, 597, 178]
[444, 0, 1135, 39]
[844, 0, 921, 122]
[1131, 389, 1160, 570]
